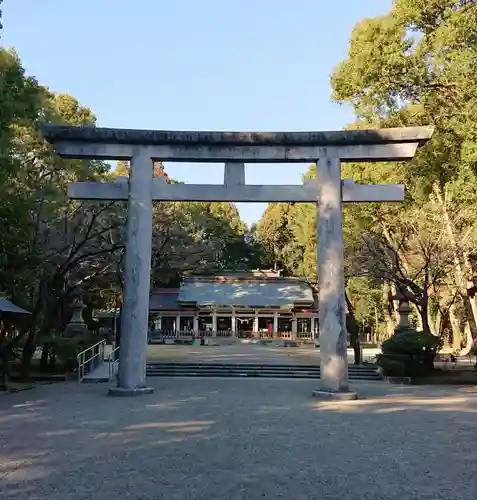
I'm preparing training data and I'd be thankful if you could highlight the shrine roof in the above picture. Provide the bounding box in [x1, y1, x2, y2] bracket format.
[149, 289, 181, 311]
[0, 298, 30, 315]
[177, 277, 314, 308]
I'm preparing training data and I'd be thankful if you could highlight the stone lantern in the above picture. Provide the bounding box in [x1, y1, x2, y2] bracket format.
[391, 287, 413, 328]
[64, 295, 89, 340]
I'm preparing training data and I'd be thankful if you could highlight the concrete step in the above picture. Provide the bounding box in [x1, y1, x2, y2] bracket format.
[146, 372, 381, 380]
[146, 364, 378, 373]
[145, 363, 381, 380]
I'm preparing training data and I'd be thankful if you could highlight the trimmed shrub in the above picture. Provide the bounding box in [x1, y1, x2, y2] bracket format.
[42, 337, 80, 372]
[377, 326, 442, 377]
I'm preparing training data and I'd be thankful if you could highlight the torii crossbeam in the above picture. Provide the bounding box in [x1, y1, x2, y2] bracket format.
[42, 125, 433, 399]
[68, 175, 405, 203]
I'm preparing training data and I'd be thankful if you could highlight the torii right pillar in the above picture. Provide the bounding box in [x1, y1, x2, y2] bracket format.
[313, 136, 432, 400]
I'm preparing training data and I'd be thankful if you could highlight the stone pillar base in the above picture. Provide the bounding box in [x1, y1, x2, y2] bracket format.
[312, 389, 358, 401]
[108, 386, 154, 397]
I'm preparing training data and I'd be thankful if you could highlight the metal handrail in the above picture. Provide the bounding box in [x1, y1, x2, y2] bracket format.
[108, 345, 120, 382]
[76, 339, 106, 383]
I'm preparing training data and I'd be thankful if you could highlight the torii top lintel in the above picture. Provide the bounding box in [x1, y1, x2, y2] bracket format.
[41, 125, 434, 163]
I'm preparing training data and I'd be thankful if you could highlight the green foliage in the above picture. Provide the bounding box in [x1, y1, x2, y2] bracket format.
[346, 277, 382, 326]
[382, 326, 442, 355]
[469, 346, 477, 358]
[0, 48, 259, 377]
[41, 337, 80, 372]
[325, 0, 477, 342]
[254, 202, 316, 277]
[378, 326, 442, 377]
[148, 200, 252, 287]
[376, 356, 408, 377]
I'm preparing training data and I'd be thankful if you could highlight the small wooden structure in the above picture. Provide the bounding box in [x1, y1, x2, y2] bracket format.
[0, 298, 30, 390]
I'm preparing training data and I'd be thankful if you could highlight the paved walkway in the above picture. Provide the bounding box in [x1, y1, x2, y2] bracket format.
[82, 360, 118, 382]
[1, 379, 476, 499]
[147, 343, 381, 364]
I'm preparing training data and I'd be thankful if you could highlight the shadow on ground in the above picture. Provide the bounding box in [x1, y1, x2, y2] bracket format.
[0, 379, 476, 499]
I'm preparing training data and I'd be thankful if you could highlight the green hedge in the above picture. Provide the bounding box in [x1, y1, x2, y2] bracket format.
[377, 326, 442, 377]
[42, 336, 101, 372]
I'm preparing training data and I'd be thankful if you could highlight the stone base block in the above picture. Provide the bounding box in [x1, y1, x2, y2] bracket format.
[386, 376, 412, 385]
[108, 386, 154, 397]
[283, 340, 298, 347]
[312, 389, 358, 401]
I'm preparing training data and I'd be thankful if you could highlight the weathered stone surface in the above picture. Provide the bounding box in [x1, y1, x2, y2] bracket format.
[114, 151, 153, 395]
[224, 162, 245, 185]
[41, 123, 434, 146]
[317, 154, 349, 392]
[68, 178, 405, 203]
[52, 141, 422, 163]
[108, 386, 154, 397]
[283, 339, 299, 347]
[64, 296, 89, 340]
[312, 389, 358, 400]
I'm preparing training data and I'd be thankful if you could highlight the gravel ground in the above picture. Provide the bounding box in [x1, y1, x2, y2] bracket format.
[1, 379, 476, 500]
[146, 343, 380, 364]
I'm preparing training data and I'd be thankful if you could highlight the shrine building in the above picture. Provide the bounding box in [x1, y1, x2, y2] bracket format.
[148, 271, 318, 340]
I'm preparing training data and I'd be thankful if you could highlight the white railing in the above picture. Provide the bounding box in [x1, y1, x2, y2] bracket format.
[76, 339, 106, 383]
[146, 330, 314, 342]
[296, 331, 313, 340]
[148, 329, 233, 342]
[108, 345, 120, 382]
[215, 330, 233, 337]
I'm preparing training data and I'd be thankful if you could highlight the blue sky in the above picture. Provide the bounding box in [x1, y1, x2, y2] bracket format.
[3, 0, 391, 225]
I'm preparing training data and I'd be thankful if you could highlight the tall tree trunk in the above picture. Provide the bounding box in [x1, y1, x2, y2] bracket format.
[40, 343, 49, 370]
[20, 330, 36, 381]
[345, 290, 362, 365]
[420, 269, 431, 333]
[413, 303, 423, 331]
[461, 324, 474, 356]
[462, 248, 477, 337]
[431, 309, 442, 337]
[420, 295, 431, 334]
[382, 281, 395, 337]
[449, 297, 463, 352]
[433, 182, 477, 345]
[391, 283, 400, 322]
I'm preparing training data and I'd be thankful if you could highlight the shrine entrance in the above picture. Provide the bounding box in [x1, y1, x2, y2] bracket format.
[236, 317, 254, 338]
[42, 124, 433, 398]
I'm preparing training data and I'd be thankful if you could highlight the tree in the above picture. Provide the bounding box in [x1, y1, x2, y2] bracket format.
[0, 49, 122, 375]
[112, 160, 171, 182]
[111, 162, 250, 275]
[346, 277, 382, 333]
[254, 203, 310, 274]
[348, 203, 459, 332]
[330, 0, 477, 347]
[1, 47, 272, 379]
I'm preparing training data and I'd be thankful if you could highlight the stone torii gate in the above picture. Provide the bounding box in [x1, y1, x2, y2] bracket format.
[42, 125, 433, 398]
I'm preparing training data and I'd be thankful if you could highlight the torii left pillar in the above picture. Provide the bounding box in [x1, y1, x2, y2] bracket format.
[112, 150, 154, 396]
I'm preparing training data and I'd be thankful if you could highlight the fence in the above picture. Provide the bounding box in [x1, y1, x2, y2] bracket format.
[108, 345, 120, 382]
[76, 339, 106, 383]
[149, 330, 233, 341]
[361, 331, 379, 345]
[148, 329, 314, 341]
